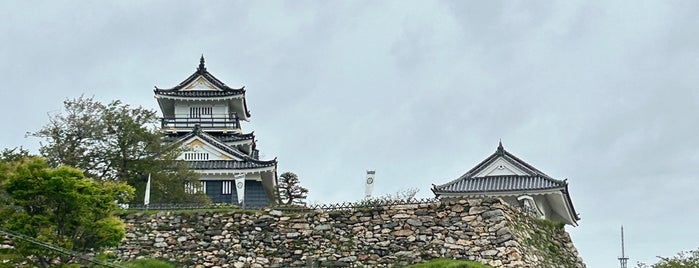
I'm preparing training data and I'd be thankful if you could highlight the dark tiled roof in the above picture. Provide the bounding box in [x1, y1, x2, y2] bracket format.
[165, 132, 254, 143]
[188, 160, 275, 170]
[173, 126, 276, 166]
[154, 90, 244, 97]
[210, 132, 255, 142]
[432, 142, 580, 221]
[434, 175, 565, 193]
[155, 56, 243, 92]
[460, 141, 553, 180]
[153, 56, 251, 118]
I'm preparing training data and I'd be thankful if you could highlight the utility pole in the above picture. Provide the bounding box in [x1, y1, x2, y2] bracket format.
[618, 225, 629, 268]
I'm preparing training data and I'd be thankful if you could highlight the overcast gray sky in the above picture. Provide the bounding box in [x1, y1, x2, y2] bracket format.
[2, 1, 699, 266]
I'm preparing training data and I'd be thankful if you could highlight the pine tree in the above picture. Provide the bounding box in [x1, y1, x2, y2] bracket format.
[276, 172, 308, 206]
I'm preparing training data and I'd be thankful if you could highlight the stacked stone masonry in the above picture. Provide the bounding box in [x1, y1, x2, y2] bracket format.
[114, 198, 586, 267]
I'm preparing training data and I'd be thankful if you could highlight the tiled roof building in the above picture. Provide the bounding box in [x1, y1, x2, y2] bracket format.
[154, 56, 277, 207]
[433, 142, 579, 225]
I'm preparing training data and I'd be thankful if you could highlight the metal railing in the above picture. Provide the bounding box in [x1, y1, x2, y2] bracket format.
[122, 198, 440, 212]
[161, 116, 240, 129]
[123, 199, 547, 217]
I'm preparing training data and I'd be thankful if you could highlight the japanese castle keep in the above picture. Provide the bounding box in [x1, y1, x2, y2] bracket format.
[154, 56, 277, 206]
[432, 142, 580, 225]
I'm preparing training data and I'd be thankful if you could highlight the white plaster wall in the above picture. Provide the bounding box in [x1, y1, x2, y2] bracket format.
[174, 103, 189, 118]
[212, 103, 228, 117]
[533, 195, 550, 219]
[173, 101, 230, 118]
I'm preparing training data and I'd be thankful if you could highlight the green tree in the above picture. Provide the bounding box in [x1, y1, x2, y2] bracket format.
[0, 147, 31, 163]
[0, 158, 134, 267]
[637, 248, 699, 268]
[0, 147, 33, 218]
[276, 172, 309, 206]
[31, 96, 208, 204]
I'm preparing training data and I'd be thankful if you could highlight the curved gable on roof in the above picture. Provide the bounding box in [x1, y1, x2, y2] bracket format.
[153, 56, 251, 118]
[155, 56, 244, 92]
[454, 142, 553, 180]
[173, 126, 276, 167]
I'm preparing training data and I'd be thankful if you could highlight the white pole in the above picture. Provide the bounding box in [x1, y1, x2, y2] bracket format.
[365, 170, 375, 199]
[144, 173, 151, 207]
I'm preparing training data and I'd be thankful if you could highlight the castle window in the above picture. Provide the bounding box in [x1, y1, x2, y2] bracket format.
[184, 152, 209, 160]
[189, 106, 213, 118]
[185, 181, 205, 194]
[222, 181, 232, 194]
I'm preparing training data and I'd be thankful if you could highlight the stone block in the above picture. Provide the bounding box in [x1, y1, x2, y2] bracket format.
[269, 210, 282, 216]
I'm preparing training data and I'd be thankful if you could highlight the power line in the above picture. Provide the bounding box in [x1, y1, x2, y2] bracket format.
[0, 229, 125, 268]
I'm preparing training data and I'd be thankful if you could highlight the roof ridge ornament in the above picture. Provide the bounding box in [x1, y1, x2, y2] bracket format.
[497, 140, 504, 155]
[198, 55, 206, 73]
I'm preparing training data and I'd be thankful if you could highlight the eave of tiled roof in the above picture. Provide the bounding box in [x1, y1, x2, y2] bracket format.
[433, 175, 566, 193]
[165, 131, 254, 142]
[154, 90, 244, 97]
[173, 126, 275, 166]
[210, 132, 255, 142]
[187, 160, 276, 170]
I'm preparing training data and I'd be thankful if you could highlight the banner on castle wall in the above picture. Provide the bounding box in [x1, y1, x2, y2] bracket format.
[235, 174, 246, 205]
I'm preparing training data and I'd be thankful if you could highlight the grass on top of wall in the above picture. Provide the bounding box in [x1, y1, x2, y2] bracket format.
[121, 259, 176, 268]
[116, 207, 263, 216]
[405, 258, 493, 268]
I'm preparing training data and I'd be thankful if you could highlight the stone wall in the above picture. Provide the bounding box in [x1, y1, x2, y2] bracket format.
[114, 198, 585, 267]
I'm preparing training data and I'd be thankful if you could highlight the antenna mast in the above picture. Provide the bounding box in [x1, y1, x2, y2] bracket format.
[618, 225, 629, 268]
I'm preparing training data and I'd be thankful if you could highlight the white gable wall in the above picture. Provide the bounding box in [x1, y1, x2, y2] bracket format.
[473, 157, 529, 177]
[174, 101, 229, 118]
[182, 76, 219, 91]
[178, 144, 225, 161]
[176, 138, 243, 161]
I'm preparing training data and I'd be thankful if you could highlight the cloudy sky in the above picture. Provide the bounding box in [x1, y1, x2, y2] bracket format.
[2, 1, 698, 266]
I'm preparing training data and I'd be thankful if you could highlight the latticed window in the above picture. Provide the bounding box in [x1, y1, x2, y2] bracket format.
[185, 181, 205, 194]
[189, 106, 213, 118]
[222, 181, 233, 194]
[184, 152, 209, 160]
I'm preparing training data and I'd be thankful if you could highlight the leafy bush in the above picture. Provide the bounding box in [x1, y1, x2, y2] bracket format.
[637, 247, 699, 268]
[359, 187, 420, 205]
[405, 258, 493, 268]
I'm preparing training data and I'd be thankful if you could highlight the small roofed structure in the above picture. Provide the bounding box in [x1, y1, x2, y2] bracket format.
[432, 142, 580, 226]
